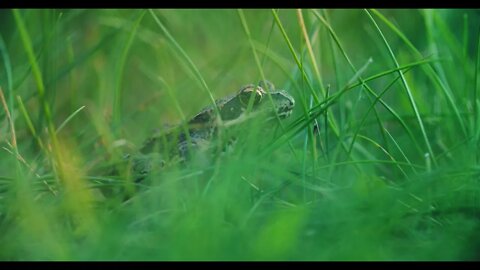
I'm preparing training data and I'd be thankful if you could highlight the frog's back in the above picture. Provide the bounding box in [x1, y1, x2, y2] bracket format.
[132, 80, 295, 177]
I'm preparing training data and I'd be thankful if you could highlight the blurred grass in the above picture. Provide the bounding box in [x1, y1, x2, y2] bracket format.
[1, 8, 480, 260]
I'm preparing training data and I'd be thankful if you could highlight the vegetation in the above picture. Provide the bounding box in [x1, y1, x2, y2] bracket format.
[0, 9, 479, 260]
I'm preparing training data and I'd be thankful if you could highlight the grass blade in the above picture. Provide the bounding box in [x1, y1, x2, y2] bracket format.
[365, 9, 437, 166]
[56, 105, 86, 134]
[312, 10, 424, 161]
[370, 9, 467, 141]
[13, 9, 63, 179]
[0, 34, 13, 119]
[112, 10, 146, 129]
[474, 25, 480, 161]
[148, 9, 218, 117]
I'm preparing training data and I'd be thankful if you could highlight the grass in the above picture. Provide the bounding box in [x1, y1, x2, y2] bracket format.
[0, 8, 480, 260]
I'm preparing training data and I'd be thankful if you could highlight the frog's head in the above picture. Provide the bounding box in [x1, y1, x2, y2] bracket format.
[219, 80, 295, 121]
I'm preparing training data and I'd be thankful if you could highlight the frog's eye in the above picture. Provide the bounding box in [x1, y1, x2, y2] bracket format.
[258, 80, 275, 91]
[239, 85, 265, 107]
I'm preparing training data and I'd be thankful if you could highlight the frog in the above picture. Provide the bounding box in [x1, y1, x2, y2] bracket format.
[128, 80, 295, 179]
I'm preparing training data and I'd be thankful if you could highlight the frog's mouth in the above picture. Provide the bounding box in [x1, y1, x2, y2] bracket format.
[277, 105, 294, 119]
[275, 96, 295, 119]
[255, 90, 295, 121]
[274, 90, 295, 119]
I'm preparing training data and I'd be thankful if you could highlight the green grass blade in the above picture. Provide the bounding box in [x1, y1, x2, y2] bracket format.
[148, 9, 218, 117]
[16, 95, 45, 153]
[56, 105, 86, 134]
[45, 29, 120, 88]
[355, 134, 409, 179]
[0, 34, 13, 118]
[316, 159, 425, 171]
[12, 10, 56, 140]
[365, 9, 437, 166]
[474, 26, 480, 161]
[297, 9, 325, 97]
[237, 10, 286, 121]
[112, 10, 146, 129]
[273, 9, 347, 171]
[370, 9, 467, 140]
[347, 68, 411, 161]
[264, 56, 431, 159]
[383, 127, 418, 174]
[237, 9, 299, 162]
[463, 13, 469, 60]
[312, 10, 424, 160]
[271, 9, 320, 104]
[12, 9, 63, 179]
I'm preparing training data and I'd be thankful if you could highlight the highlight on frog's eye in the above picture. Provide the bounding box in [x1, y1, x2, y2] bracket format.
[1, 9, 478, 261]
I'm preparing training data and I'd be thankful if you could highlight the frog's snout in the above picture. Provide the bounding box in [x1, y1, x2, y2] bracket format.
[278, 106, 293, 118]
[277, 97, 295, 119]
[287, 98, 295, 108]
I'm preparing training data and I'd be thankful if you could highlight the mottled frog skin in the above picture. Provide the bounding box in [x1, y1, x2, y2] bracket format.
[130, 80, 295, 178]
